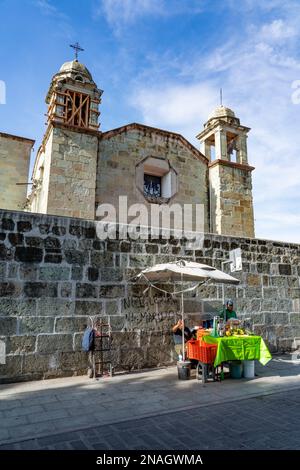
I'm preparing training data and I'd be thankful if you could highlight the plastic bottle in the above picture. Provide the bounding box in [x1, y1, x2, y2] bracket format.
[178, 354, 183, 362]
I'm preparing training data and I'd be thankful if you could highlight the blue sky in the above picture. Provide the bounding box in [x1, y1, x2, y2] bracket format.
[0, 0, 300, 243]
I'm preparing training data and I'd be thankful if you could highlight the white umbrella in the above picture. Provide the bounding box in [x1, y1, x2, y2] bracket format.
[137, 259, 240, 361]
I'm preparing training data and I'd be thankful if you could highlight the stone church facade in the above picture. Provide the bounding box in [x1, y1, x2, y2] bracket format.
[0, 59, 255, 239]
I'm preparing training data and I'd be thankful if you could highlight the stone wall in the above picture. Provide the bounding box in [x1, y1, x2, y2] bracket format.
[0, 209, 299, 383]
[0, 133, 34, 211]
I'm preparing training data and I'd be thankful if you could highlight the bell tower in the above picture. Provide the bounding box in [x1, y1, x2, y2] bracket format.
[28, 46, 102, 219]
[197, 106, 255, 238]
[46, 57, 102, 130]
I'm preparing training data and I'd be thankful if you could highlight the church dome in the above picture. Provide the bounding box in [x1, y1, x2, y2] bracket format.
[59, 60, 93, 81]
[209, 105, 236, 120]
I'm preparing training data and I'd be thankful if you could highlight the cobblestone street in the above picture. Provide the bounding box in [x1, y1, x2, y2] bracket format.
[1, 387, 300, 450]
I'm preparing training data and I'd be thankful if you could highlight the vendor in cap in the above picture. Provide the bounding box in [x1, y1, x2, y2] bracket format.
[220, 299, 237, 322]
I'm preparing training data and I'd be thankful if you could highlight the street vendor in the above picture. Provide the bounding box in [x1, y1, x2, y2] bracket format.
[172, 319, 192, 358]
[220, 299, 237, 322]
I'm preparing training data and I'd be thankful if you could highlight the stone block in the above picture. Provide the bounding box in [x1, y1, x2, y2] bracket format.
[0, 299, 36, 317]
[17, 221, 32, 232]
[145, 344, 172, 367]
[55, 317, 87, 333]
[38, 224, 50, 234]
[118, 347, 145, 371]
[0, 282, 18, 297]
[289, 313, 300, 325]
[270, 276, 287, 288]
[264, 312, 289, 325]
[69, 225, 82, 237]
[74, 300, 102, 316]
[109, 315, 125, 330]
[6, 335, 36, 354]
[37, 334, 73, 353]
[78, 239, 92, 251]
[279, 264, 292, 276]
[15, 247, 43, 263]
[99, 285, 125, 298]
[249, 299, 260, 312]
[0, 244, 13, 261]
[90, 252, 114, 267]
[60, 282, 73, 298]
[129, 255, 155, 268]
[0, 233, 5, 241]
[44, 254, 63, 264]
[52, 226, 66, 236]
[87, 267, 99, 282]
[100, 268, 123, 282]
[245, 287, 262, 298]
[58, 351, 88, 370]
[250, 312, 265, 324]
[24, 282, 58, 298]
[71, 266, 83, 281]
[277, 337, 294, 352]
[7, 264, 18, 279]
[65, 250, 88, 265]
[261, 299, 276, 311]
[263, 287, 279, 299]
[19, 263, 38, 281]
[112, 331, 139, 349]
[92, 240, 105, 251]
[276, 298, 293, 312]
[287, 288, 300, 299]
[83, 226, 96, 239]
[0, 317, 17, 335]
[1, 219, 15, 231]
[76, 283, 97, 298]
[246, 273, 261, 287]
[0, 355, 22, 379]
[0, 262, 6, 280]
[105, 300, 120, 315]
[20, 317, 54, 334]
[73, 332, 84, 351]
[22, 353, 55, 373]
[8, 233, 24, 246]
[256, 263, 270, 274]
[38, 267, 70, 281]
[37, 299, 73, 316]
[62, 239, 77, 250]
[44, 237, 61, 250]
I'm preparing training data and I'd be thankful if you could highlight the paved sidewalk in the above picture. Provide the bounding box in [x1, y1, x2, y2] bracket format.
[1, 388, 300, 450]
[0, 354, 299, 449]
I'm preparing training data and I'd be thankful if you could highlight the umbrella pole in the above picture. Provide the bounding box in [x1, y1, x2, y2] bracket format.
[181, 272, 185, 362]
[181, 290, 185, 361]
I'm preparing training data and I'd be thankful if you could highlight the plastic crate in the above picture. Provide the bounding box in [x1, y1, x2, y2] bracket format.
[187, 339, 217, 364]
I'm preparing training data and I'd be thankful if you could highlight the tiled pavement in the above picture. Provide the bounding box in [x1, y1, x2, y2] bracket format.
[0, 355, 300, 450]
[1, 388, 300, 450]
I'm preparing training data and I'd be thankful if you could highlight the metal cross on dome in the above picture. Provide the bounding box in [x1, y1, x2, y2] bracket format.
[70, 42, 84, 60]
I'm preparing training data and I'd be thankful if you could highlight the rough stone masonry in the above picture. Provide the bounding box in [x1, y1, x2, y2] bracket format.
[0, 209, 300, 383]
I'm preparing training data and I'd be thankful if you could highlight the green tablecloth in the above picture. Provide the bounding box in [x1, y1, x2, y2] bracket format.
[202, 335, 272, 367]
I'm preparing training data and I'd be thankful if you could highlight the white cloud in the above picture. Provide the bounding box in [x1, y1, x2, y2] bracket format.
[97, 0, 204, 34]
[258, 19, 297, 43]
[130, 82, 217, 140]
[100, 0, 163, 26]
[34, 0, 66, 18]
